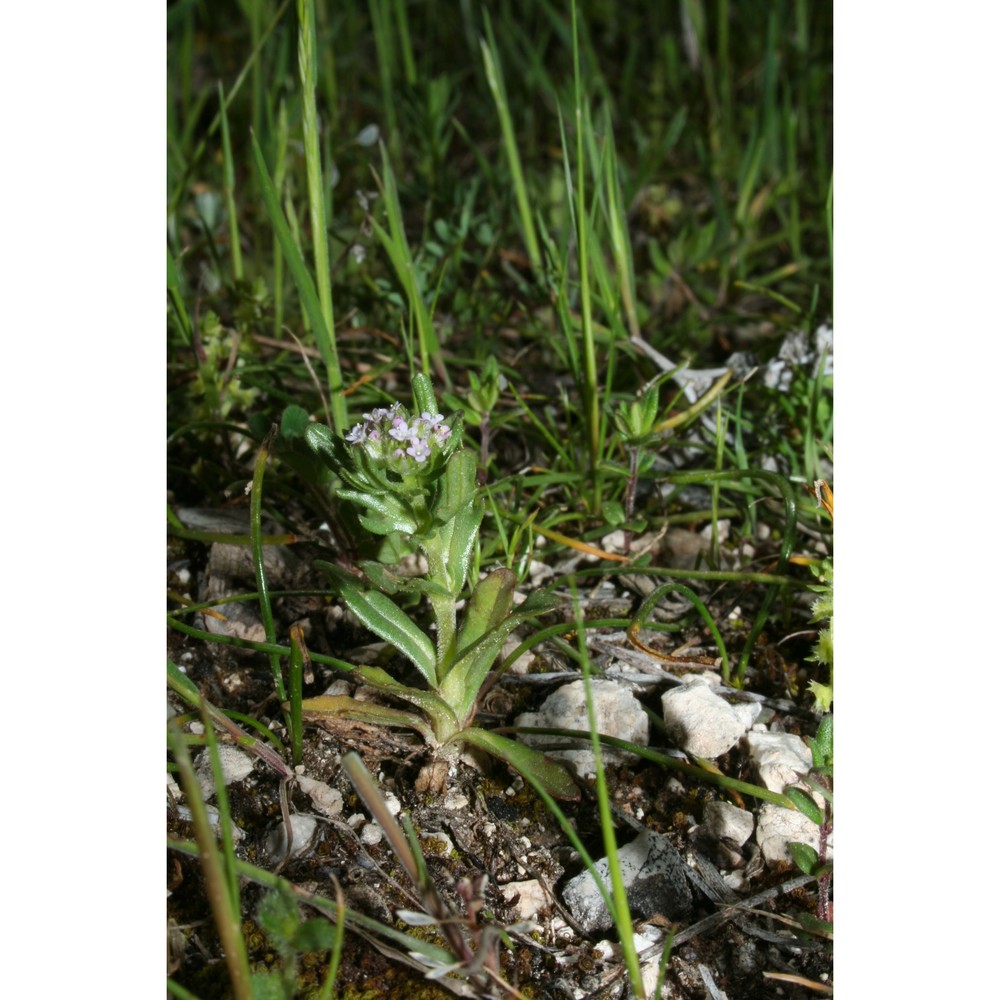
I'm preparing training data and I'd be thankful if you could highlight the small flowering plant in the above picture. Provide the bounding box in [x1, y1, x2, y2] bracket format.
[302, 375, 577, 799]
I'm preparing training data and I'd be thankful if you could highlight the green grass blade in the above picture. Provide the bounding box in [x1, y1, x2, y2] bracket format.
[217, 81, 243, 283]
[570, 0, 600, 488]
[574, 593, 646, 997]
[250, 130, 346, 430]
[480, 15, 541, 270]
[167, 247, 192, 345]
[296, 0, 346, 429]
[168, 721, 253, 1000]
[372, 142, 440, 374]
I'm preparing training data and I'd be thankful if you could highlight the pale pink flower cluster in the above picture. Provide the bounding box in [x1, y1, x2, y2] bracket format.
[346, 402, 451, 465]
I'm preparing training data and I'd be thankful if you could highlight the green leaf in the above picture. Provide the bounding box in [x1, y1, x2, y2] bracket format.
[784, 787, 823, 826]
[797, 912, 834, 937]
[336, 490, 419, 535]
[811, 714, 833, 769]
[300, 695, 435, 742]
[456, 569, 515, 651]
[458, 728, 579, 801]
[279, 404, 311, 439]
[257, 888, 300, 946]
[319, 563, 437, 685]
[303, 421, 343, 472]
[412, 373, 438, 415]
[250, 971, 287, 1000]
[291, 918, 335, 952]
[434, 449, 479, 524]
[787, 841, 820, 877]
[346, 591, 437, 685]
[250, 131, 334, 373]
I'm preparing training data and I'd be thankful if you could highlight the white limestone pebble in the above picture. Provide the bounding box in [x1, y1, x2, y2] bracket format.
[515, 679, 648, 779]
[661, 677, 760, 757]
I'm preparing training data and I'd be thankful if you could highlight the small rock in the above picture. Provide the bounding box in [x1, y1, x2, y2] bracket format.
[744, 731, 813, 794]
[359, 823, 382, 846]
[420, 831, 454, 856]
[515, 680, 648, 779]
[662, 678, 760, 757]
[297, 776, 344, 818]
[702, 800, 754, 848]
[264, 814, 316, 861]
[500, 879, 549, 922]
[756, 803, 823, 864]
[443, 789, 469, 811]
[562, 830, 691, 933]
[194, 745, 254, 799]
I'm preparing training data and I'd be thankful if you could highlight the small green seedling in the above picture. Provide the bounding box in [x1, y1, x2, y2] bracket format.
[786, 713, 833, 923]
[302, 374, 578, 800]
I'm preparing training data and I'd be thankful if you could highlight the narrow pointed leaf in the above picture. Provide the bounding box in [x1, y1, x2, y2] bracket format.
[458, 728, 579, 801]
[299, 695, 434, 742]
[250, 131, 334, 374]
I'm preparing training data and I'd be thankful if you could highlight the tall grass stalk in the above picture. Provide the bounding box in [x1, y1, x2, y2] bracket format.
[297, 0, 347, 429]
[369, 0, 399, 156]
[601, 106, 640, 341]
[370, 143, 440, 376]
[167, 0, 291, 218]
[249, 428, 295, 742]
[272, 100, 290, 337]
[167, 248, 192, 345]
[218, 82, 244, 283]
[241, 0, 265, 136]
[168, 719, 253, 1000]
[391, 0, 416, 86]
[480, 15, 541, 271]
[251, 131, 346, 429]
[575, 597, 647, 996]
[570, 0, 601, 495]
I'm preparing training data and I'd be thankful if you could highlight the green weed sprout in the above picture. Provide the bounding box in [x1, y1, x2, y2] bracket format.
[785, 714, 833, 925]
[302, 374, 578, 800]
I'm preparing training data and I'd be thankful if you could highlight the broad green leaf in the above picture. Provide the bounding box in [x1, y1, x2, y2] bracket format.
[458, 728, 579, 801]
[787, 841, 820, 876]
[784, 787, 823, 826]
[279, 404, 311, 439]
[445, 495, 483, 592]
[291, 918, 335, 952]
[456, 569, 515, 651]
[304, 421, 342, 471]
[435, 449, 478, 523]
[250, 971, 287, 1000]
[336, 490, 419, 535]
[320, 565, 436, 684]
[345, 590, 437, 685]
[257, 888, 300, 945]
